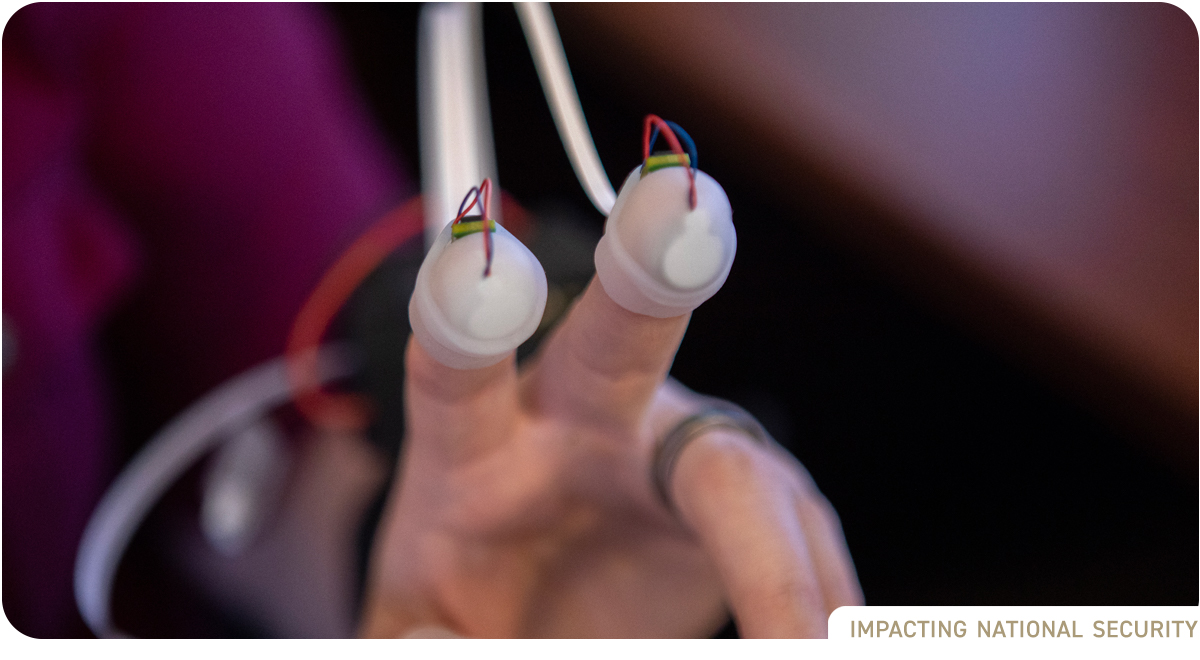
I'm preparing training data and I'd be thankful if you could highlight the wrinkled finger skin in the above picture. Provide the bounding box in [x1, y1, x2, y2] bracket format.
[359, 276, 863, 638]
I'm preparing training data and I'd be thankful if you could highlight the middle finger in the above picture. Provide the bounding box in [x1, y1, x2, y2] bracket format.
[523, 276, 690, 428]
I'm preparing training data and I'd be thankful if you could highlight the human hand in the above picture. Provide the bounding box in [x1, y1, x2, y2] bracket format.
[357, 274, 863, 638]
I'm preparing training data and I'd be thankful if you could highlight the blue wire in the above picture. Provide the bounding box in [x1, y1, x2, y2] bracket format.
[665, 121, 698, 172]
[648, 120, 699, 172]
[456, 186, 480, 219]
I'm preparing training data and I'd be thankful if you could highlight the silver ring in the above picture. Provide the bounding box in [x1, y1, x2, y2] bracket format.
[652, 402, 772, 512]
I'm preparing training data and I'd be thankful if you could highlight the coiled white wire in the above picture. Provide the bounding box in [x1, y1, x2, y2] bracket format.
[74, 347, 354, 638]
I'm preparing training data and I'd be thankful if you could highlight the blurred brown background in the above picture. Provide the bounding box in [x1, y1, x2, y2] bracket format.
[327, 2, 1195, 607]
[553, 2, 1198, 463]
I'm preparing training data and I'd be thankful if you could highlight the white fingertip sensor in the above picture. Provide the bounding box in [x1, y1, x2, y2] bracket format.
[595, 165, 736, 318]
[410, 219, 548, 369]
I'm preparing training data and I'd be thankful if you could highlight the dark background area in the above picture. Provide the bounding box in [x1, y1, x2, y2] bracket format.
[322, 2, 1195, 607]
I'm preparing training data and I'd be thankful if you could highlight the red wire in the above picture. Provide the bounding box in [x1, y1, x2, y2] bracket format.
[284, 196, 424, 432]
[480, 178, 494, 277]
[642, 114, 697, 208]
[450, 178, 495, 277]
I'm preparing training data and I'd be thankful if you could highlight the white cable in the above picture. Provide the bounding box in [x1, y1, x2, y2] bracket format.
[419, 2, 501, 250]
[515, 2, 617, 216]
[73, 346, 355, 638]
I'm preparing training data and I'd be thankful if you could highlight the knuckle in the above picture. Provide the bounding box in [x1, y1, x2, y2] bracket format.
[744, 569, 826, 619]
[683, 431, 771, 491]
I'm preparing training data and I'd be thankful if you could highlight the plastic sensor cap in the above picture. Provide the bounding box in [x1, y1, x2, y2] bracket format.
[595, 166, 735, 318]
[409, 221, 548, 369]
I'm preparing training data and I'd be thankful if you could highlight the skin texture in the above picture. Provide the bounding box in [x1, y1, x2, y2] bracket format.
[359, 276, 864, 638]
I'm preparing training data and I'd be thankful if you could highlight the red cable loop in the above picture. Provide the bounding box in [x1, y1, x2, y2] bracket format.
[284, 196, 424, 432]
[285, 181, 504, 432]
